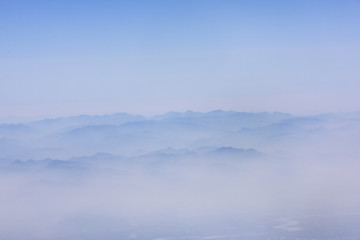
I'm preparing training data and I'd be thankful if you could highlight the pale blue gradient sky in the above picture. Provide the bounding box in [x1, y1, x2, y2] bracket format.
[1, 0, 359, 118]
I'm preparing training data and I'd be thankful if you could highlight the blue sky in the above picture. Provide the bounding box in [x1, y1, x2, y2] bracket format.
[1, 0, 359, 118]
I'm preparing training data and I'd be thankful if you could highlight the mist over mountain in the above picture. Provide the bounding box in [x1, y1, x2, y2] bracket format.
[0, 110, 292, 159]
[2, 0, 359, 237]
[1, 111, 360, 239]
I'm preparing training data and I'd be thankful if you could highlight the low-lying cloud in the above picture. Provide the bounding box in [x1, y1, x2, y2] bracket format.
[0, 111, 359, 239]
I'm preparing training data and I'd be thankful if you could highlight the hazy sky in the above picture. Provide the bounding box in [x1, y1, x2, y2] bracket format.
[1, 0, 359, 118]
